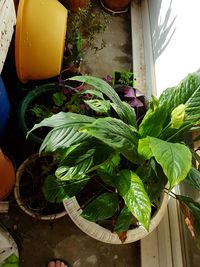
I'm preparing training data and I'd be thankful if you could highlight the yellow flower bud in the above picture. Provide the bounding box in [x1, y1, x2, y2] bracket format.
[171, 104, 187, 129]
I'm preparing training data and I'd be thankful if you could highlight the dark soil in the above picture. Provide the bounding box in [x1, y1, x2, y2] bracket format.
[18, 154, 64, 216]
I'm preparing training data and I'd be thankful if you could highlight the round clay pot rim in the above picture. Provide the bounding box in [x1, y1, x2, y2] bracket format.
[100, 0, 129, 14]
[63, 191, 169, 244]
[14, 153, 67, 220]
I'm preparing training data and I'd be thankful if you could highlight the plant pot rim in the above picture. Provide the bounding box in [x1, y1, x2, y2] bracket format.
[100, 0, 130, 14]
[63, 191, 169, 244]
[18, 83, 57, 144]
[14, 153, 67, 220]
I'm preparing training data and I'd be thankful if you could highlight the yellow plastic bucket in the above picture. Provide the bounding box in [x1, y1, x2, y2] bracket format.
[15, 0, 68, 83]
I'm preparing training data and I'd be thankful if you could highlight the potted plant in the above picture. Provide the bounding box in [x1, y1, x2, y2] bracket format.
[64, 2, 109, 73]
[18, 82, 88, 144]
[14, 153, 67, 220]
[100, 0, 131, 14]
[29, 73, 200, 244]
[59, 0, 90, 12]
[112, 70, 135, 87]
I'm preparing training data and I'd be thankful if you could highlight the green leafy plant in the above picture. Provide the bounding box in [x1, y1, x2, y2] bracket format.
[113, 70, 135, 87]
[66, 2, 109, 66]
[29, 73, 200, 243]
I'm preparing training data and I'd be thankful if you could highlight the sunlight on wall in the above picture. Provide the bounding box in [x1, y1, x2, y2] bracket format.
[149, 0, 200, 96]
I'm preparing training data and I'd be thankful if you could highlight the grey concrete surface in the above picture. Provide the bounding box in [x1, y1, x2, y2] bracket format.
[0, 205, 140, 267]
[81, 11, 132, 78]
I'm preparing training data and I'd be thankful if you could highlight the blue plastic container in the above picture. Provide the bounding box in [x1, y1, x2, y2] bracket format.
[0, 77, 10, 137]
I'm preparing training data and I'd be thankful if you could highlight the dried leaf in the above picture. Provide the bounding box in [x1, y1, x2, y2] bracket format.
[117, 231, 128, 243]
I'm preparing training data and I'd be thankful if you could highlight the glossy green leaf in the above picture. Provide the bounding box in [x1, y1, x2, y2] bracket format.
[97, 154, 120, 186]
[81, 117, 138, 162]
[136, 160, 168, 202]
[55, 140, 114, 180]
[99, 154, 120, 174]
[43, 174, 90, 203]
[40, 127, 89, 153]
[148, 137, 192, 189]
[81, 193, 119, 222]
[139, 104, 168, 138]
[186, 167, 200, 191]
[159, 73, 200, 125]
[84, 99, 111, 113]
[114, 206, 133, 233]
[111, 101, 137, 128]
[115, 170, 151, 230]
[28, 111, 95, 135]
[138, 138, 152, 160]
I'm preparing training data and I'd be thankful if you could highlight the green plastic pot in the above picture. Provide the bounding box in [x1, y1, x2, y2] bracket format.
[18, 83, 58, 144]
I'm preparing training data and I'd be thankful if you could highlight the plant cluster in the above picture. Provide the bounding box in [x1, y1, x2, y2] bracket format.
[29, 73, 200, 243]
[66, 2, 109, 65]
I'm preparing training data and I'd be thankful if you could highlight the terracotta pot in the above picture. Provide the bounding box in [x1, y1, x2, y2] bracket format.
[60, 0, 89, 11]
[100, 0, 131, 13]
[0, 150, 15, 200]
[63, 191, 169, 244]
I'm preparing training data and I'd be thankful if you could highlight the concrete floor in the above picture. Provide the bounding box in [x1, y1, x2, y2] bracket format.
[0, 3, 141, 267]
[0, 205, 140, 267]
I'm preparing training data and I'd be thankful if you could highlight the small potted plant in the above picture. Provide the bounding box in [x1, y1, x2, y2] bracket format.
[112, 70, 135, 87]
[14, 153, 67, 220]
[19, 82, 89, 144]
[29, 73, 200, 244]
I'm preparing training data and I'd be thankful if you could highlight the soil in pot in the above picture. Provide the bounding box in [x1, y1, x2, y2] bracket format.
[17, 154, 64, 217]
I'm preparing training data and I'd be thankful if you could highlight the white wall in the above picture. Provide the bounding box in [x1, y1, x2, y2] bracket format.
[147, 0, 200, 96]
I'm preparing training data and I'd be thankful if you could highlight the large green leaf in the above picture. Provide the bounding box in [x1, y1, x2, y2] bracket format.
[115, 170, 151, 230]
[136, 160, 168, 202]
[139, 104, 168, 138]
[138, 138, 152, 160]
[68, 76, 136, 126]
[28, 111, 95, 134]
[97, 154, 120, 186]
[114, 206, 133, 233]
[159, 73, 200, 125]
[111, 102, 137, 128]
[148, 137, 192, 189]
[99, 154, 120, 176]
[55, 140, 114, 180]
[81, 193, 119, 222]
[81, 117, 139, 162]
[186, 167, 200, 191]
[43, 174, 90, 203]
[177, 195, 200, 242]
[40, 127, 89, 153]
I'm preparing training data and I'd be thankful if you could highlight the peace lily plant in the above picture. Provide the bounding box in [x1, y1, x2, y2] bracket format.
[29, 72, 200, 242]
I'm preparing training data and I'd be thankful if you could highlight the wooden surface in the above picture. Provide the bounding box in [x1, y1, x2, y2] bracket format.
[0, 0, 16, 74]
